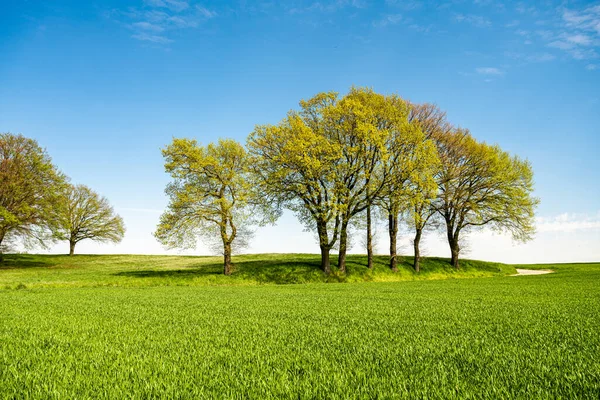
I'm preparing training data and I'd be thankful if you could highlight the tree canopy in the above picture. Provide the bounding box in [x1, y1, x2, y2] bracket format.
[0, 133, 65, 261]
[435, 129, 539, 268]
[155, 138, 276, 275]
[53, 184, 125, 255]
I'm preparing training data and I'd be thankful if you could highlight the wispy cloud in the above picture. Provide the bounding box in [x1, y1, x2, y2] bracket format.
[373, 13, 402, 28]
[475, 67, 504, 75]
[109, 1, 217, 44]
[453, 13, 491, 28]
[543, 5, 600, 61]
[506, 51, 556, 63]
[288, 0, 368, 15]
[537, 212, 600, 233]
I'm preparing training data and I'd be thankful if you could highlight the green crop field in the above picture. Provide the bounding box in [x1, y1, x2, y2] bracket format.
[1, 254, 599, 398]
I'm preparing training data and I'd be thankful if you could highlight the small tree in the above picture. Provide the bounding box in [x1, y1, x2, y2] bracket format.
[155, 138, 275, 275]
[54, 184, 125, 255]
[0, 133, 65, 261]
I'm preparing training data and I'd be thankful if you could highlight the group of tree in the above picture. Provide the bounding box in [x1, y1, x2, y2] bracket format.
[0, 133, 125, 261]
[156, 87, 538, 275]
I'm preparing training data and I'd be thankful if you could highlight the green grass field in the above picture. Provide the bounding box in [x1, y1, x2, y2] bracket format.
[1, 254, 599, 398]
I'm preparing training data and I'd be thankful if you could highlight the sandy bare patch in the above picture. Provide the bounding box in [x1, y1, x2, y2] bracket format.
[512, 269, 554, 276]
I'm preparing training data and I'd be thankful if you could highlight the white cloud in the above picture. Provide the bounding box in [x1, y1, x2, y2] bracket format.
[288, 0, 368, 14]
[566, 33, 593, 46]
[145, 0, 190, 12]
[454, 13, 491, 28]
[536, 212, 600, 233]
[197, 5, 217, 18]
[131, 21, 165, 32]
[132, 32, 173, 43]
[111, 1, 217, 44]
[373, 13, 402, 27]
[475, 67, 504, 75]
[541, 5, 600, 63]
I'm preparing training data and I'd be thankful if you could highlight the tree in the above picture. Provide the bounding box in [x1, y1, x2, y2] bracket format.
[403, 103, 447, 272]
[325, 88, 412, 274]
[53, 184, 125, 255]
[155, 138, 274, 275]
[249, 88, 412, 274]
[377, 120, 439, 272]
[435, 129, 539, 269]
[248, 92, 344, 274]
[0, 133, 65, 262]
[404, 167, 439, 273]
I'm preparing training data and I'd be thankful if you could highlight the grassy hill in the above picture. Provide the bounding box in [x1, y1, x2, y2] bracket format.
[1, 254, 599, 398]
[0, 253, 515, 289]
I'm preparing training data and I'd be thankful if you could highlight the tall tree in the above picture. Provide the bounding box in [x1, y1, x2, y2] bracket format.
[436, 129, 539, 269]
[377, 121, 438, 272]
[326, 88, 411, 274]
[53, 184, 125, 255]
[404, 167, 439, 273]
[0, 133, 65, 262]
[249, 88, 414, 274]
[155, 138, 274, 275]
[248, 92, 343, 274]
[402, 103, 447, 272]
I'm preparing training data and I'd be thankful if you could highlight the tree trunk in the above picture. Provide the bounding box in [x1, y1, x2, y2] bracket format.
[320, 245, 331, 275]
[446, 223, 460, 270]
[413, 227, 422, 273]
[388, 212, 398, 272]
[450, 239, 460, 270]
[0, 236, 3, 263]
[366, 205, 373, 269]
[338, 220, 349, 274]
[316, 220, 332, 274]
[69, 240, 76, 256]
[223, 242, 232, 275]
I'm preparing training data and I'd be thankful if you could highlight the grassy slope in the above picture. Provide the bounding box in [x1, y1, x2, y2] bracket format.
[1, 255, 599, 398]
[0, 253, 514, 289]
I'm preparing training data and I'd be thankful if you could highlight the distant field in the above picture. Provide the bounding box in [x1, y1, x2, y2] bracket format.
[1, 255, 599, 398]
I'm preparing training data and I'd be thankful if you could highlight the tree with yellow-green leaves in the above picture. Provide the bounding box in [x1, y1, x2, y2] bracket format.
[248, 92, 343, 274]
[435, 128, 539, 269]
[249, 87, 429, 274]
[401, 103, 448, 272]
[377, 126, 439, 272]
[155, 138, 277, 275]
[0, 133, 66, 262]
[325, 88, 412, 274]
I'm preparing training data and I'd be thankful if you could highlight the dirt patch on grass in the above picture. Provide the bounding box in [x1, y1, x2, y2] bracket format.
[512, 269, 554, 276]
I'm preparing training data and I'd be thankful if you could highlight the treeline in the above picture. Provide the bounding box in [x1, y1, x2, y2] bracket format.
[155, 87, 539, 275]
[0, 133, 125, 260]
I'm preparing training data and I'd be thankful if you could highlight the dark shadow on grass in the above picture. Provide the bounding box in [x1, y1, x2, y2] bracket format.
[0, 254, 59, 269]
[115, 264, 223, 278]
[113, 256, 330, 284]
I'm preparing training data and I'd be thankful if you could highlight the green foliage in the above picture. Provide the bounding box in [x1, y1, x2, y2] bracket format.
[155, 138, 277, 274]
[0, 259, 598, 398]
[436, 129, 539, 267]
[249, 88, 439, 272]
[0, 133, 66, 259]
[53, 184, 125, 254]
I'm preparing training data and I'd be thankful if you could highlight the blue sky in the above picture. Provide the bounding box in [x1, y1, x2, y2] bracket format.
[1, 0, 599, 262]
